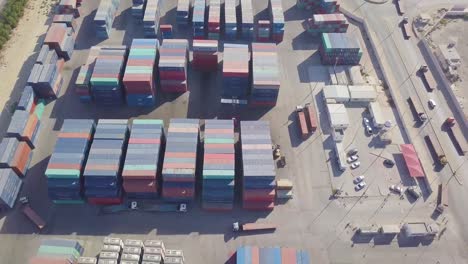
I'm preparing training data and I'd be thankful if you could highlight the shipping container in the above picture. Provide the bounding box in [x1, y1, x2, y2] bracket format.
[296, 0, 340, 13]
[320, 33, 362, 65]
[256, 20, 271, 42]
[192, 39, 218, 71]
[29, 239, 84, 264]
[177, 0, 191, 26]
[224, 0, 238, 39]
[6, 110, 40, 149]
[94, 0, 120, 38]
[240, 0, 254, 40]
[162, 119, 199, 202]
[222, 43, 250, 98]
[192, 0, 206, 39]
[144, 0, 162, 38]
[208, 0, 221, 39]
[305, 13, 348, 35]
[0, 169, 22, 209]
[251, 43, 280, 107]
[159, 39, 189, 93]
[424, 135, 447, 166]
[236, 246, 310, 264]
[0, 138, 33, 178]
[268, 0, 285, 42]
[444, 117, 467, 156]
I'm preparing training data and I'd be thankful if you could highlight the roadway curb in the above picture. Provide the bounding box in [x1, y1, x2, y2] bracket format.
[364, 0, 389, 4]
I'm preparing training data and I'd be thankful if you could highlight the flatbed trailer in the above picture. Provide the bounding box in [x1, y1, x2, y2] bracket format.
[445, 117, 467, 156]
[233, 222, 277, 232]
[424, 134, 447, 166]
[419, 65, 437, 91]
[407, 96, 427, 123]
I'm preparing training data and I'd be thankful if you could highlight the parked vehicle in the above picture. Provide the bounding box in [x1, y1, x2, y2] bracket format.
[355, 182, 367, 191]
[424, 135, 448, 166]
[304, 103, 318, 133]
[232, 222, 277, 232]
[347, 155, 359, 163]
[401, 20, 411, 39]
[406, 187, 420, 199]
[419, 65, 437, 91]
[428, 99, 436, 109]
[347, 148, 358, 156]
[20, 197, 45, 230]
[353, 175, 365, 184]
[363, 117, 370, 126]
[365, 125, 373, 135]
[389, 185, 402, 194]
[383, 159, 395, 167]
[296, 105, 309, 139]
[407, 96, 427, 123]
[445, 117, 467, 156]
[351, 161, 361, 169]
[436, 183, 448, 214]
[396, 0, 405, 15]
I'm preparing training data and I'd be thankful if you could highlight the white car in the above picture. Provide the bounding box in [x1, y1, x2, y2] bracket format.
[351, 161, 361, 169]
[428, 99, 437, 109]
[355, 182, 367, 191]
[347, 155, 359, 163]
[353, 175, 365, 184]
[363, 117, 370, 126]
[389, 185, 402, 194]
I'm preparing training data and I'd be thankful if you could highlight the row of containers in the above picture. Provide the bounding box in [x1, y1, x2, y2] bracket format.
[296, 0, 340, 14]
[42, 119, 275, 210]
[241, 0, 254, 40]
[319, 32, 362, 65]
[143, 0, 162, 38]
[236, 246, 310, 264]
[192, 39, 219, 71]
[94, 0, 120, 39]
[131, 0, 145, 19]
[192, 0, 206, 39]
[269, 0, 285, 42]
[177, 0, 191, 26]
[159, 39, 189, 93]
[29, 239, 84, 264]
[208, 0, 221, 39]
[304, 13, 349, 35]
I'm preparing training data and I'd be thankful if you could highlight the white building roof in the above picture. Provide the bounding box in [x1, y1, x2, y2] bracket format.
[348, 85, 377, 100]
[369, 101, 385, 125]
[327, 103, 349, 127]
[323, 85, 350, 101]
[347, 66, 366, 85]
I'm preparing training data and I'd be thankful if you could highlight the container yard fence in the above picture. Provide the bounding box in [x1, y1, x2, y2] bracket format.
[0, 0, 29, 50]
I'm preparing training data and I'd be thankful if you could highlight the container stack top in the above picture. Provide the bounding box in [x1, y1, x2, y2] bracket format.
[0, 169, 21, 209]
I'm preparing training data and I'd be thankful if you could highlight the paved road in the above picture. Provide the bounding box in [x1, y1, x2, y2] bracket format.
[344, 0, 468, 244]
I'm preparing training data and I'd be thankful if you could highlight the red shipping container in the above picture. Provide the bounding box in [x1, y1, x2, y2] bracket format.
[88, 196, 123, 205]
[123, 180, 157, 193]
[242, 201, 274, 210]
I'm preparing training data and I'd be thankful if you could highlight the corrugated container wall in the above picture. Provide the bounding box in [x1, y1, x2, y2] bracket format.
[251, 43, 281, 107]
[159, 39, 189, 93]
[222, 43, 250, 98]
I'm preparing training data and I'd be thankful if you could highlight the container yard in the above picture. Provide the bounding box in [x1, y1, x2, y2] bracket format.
[0, 0, 463, 263]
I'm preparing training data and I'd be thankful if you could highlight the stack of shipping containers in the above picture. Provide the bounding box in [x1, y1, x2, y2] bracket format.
[224, 0, 238, 39]
[269, 0, 285, 42]
[192, 0, 206, 39]
[16, 86, 36, 114]
[0, 138, 32, 179]
[305, 13, 348, 35]
[240, 0, 254, 40]
[177, 0, 191, 26]
[123, 119, 165, 199]
[222, 43, 250, 98]
[162, 119, 199, 202]
[6, 110, 39, 149]
[296, 0, 340, 13]
[202, 120, 235, 211]
[75, 46, 101, 103]
[236, 246, 311, 263]
[240, 121, 276, 210]
[45, 119, 95, 204]
[159, 39, 189, 93]
[320, 33, 362, 65]
[192, 39, 219, 71]
[29, 45, 66, 99]
[0, 169, 22, 210]
[44, 23, 74, 61]
[123, 39, 159, 107]
[90, 46, 128, 106]
[251, 43, 281, 107]
[29, 239, 84, 264]
[256, 20, 271, 41]
[94, 0, 120, 38]
[132, 0, 145, 19]
[84, 119, 128, 205]
[160, 24, 173, 39]
[143, 0, 162, 38]
[208, 0, 221, 39]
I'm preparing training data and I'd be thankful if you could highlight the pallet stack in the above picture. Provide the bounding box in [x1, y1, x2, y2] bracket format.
[29, 239, 84, 264]
[240, 0, 254, 40]
[75, 46, 101, 103]
[142, 240, 165, 263]
[0, 138, 32, 179]
[269, 0, 285, 42]
[257, 20, 271, 41]
[123, 39, 159, 107]
[29, 44, 65, 99]
[222, 43, 250, 98]
[123, 119, 165, 199]
[305, 13, 348, 35]
[192, 39, 218, 71]
[45, 119, 95, 204]
[94, 0, 120, 38]
[208, 0, 221, 39]
[132, 0, 146, 19]
[159, 39, 189, 93]
[236, 246, 311, 263]
[6, 110, 40, 149]
[319, 33, 362, 65]
[296, 0, 340, 13]
[202, 120, 235, 211]
[224, 0, 238, 39]
[98, 237, 123, 264]
[162, 119, 199, 202]
[77, 257, 98, 264]
[165, 249, 185, 264]
[84, 119, 128, 205]
[143, 0, 162, 38]
[0, 169, 22, 210]
[177, 0, 191, 26]
[90, 46, 128, 106]
[251, 43, 281, 107]
[122, 239, 143, 263]
[192, 0, 206, 39]
[240, 121, 276, 210]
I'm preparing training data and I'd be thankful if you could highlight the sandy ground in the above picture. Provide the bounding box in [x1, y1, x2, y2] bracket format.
[0, 0, 58, 136]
